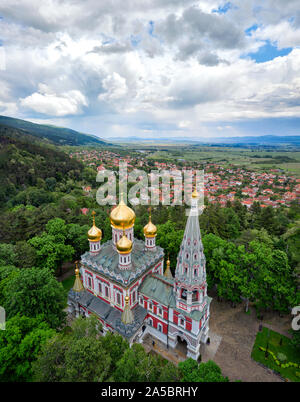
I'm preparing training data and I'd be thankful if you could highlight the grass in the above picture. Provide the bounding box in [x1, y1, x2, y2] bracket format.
[251, 326, 300, 382]
[62, 274, 75, 292]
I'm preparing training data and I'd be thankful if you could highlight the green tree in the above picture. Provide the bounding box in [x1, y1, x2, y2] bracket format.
[0, 315, 55, 381]
[14, 241, 37, 268]
[29, 218, 74, 273]
[113, 343, 160, 382]
[3, 267, 67, 329]
[0, 243, 16, 266]
[178, 358, 228, 382]
[156, 220, 184, 270]
[64, 336, 111, 382]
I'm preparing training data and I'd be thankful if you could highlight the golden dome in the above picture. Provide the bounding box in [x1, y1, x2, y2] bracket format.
[143, 213, 157, 237]
[110, 193, 136, 230]
[88, 211, 102, 241]
[116, 230, 133, 254]
[192, 187, 199, 198]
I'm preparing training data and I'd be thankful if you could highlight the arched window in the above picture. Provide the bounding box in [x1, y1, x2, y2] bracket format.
[192, 290, 198, 302]
[158, 323, 162, 332]
[148, 317, 153, 326]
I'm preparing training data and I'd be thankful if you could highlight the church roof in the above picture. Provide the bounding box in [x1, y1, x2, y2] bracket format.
[139, 274, 212, 321]
[139, 274, 175, 307]
[81, 238, 164, 286]
[68, 289, 147, 339]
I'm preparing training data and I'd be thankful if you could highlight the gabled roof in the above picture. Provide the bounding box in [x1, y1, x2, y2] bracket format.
[139, 274, 175, 307]
[68, 289, 147, 339]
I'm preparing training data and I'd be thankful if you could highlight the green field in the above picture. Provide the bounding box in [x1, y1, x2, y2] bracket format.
[251, 326, 300, 382]
[141, 146, 300, 176]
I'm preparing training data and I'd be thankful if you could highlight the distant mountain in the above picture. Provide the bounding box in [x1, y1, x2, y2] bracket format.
[108, 135, 300, 146]
[0, 115, 107, 146]
[207, 135, 300, 145]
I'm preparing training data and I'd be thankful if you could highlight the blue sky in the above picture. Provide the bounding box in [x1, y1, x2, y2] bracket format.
[0, 0, 299, 139]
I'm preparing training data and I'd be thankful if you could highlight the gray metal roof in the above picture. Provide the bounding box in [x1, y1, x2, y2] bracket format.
[69, 289, 148, 339]
[139, 274, 175, 307]
[81, 239, 164, 286]
[139, 274, 211, 321]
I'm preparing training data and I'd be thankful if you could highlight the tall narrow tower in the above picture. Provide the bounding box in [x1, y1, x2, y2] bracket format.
[174, 188, 208, 315]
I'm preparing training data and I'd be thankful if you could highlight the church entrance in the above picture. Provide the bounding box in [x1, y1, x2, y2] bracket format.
[176, 336, 188, 357]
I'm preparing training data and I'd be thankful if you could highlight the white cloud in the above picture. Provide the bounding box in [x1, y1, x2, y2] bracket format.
[98, 72, 128, 102]
[20, 84, 88, 116]
[0, 1, 299, 136]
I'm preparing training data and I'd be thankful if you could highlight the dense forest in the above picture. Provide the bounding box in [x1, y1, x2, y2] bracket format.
[0, 125, 299, 381]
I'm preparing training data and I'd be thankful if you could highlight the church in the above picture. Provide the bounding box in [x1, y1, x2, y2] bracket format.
[68, 188, 211, 360]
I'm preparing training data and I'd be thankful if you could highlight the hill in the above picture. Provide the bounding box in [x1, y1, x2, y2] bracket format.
[0, 115, 107, 146]
[0, 125, 84, 207]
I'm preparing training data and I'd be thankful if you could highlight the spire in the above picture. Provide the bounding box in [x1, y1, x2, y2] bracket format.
[164, 255, 173, 279]
[175, 190, 205, 285]
[73, 261, 84, 292]
[121, 294, 134, 324]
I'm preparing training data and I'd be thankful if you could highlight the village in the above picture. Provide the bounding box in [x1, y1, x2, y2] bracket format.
[70, 148, 300, 209]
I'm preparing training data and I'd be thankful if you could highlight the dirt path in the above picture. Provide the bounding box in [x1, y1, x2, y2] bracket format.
[141, 294, 292, 382]
[201, 296, 292, 382]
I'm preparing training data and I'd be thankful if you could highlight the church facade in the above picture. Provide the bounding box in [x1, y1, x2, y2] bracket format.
[68, 190, 211, 360]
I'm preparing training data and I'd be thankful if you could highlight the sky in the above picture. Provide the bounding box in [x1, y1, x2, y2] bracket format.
[0, 0, 300, 139]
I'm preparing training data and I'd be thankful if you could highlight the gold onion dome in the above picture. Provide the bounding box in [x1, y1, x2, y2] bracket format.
[192, 186, 199, 198]
[88, 211, 102, 241]
[117, 229, 133, 254]
[143, 212, 157, 237]
[110, 193, 136, 230]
